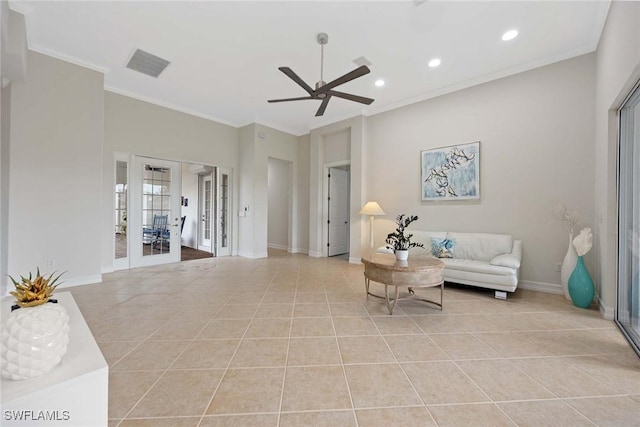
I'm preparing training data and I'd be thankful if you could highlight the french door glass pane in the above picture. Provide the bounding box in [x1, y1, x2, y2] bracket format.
[617, 82, 640, 356]
[142, 164, 172, 255]
[115, 161, 128, 259]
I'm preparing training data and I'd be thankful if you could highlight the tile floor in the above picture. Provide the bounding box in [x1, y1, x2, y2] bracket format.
[67, 250, 640, 426]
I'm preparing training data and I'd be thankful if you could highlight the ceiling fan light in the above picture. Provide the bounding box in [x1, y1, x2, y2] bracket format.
[428, 58, 441, 68]
[502, 29, 519, 41]
[374, 79, 385, 87]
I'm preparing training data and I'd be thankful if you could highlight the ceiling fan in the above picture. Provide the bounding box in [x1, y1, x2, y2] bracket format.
[268, 33, 375, 117]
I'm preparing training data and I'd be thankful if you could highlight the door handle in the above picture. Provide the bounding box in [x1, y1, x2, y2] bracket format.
[344, 221, 348, 224]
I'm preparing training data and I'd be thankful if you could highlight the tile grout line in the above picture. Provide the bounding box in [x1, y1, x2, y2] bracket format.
[327, 276, 360, 427]
[369, 307, 440, 426]
[275, 263, 297, 427]
[196, 275, 270, 426]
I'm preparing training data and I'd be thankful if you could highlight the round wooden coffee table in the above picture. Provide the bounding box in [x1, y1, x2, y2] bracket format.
[361, 253, 445, 315]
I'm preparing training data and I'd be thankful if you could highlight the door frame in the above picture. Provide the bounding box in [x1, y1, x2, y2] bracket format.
[322, 160, 350, 257]
[216, 167, 232, 256]
[197, 172, 214, 252]
[113, 152, 131, 271]
[327, 166, 350, 256]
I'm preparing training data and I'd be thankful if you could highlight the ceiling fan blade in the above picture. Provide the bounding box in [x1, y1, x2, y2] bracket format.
[328, 90, 374, 105]
[315, 96, 331, 117]
[278, 67, 314, 95]
[317, 65, 370, 93]
[268, 96, 315, 103]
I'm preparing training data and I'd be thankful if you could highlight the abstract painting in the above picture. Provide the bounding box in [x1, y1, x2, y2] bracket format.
[421, 142, 480, 201]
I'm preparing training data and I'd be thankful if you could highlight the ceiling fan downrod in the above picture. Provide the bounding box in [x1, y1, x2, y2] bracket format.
[316, 32, 328, 97]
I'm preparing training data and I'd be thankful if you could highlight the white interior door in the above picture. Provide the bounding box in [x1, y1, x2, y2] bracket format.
[130, 156, 182, 267]
[328, 167, 349, 256]
[216, 167, 231, 256]
[198, 173, 213, 252]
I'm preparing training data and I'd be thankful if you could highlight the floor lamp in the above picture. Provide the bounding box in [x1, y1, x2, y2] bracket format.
[359, 201, 385, 252]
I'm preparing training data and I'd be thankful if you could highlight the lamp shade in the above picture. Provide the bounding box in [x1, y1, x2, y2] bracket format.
[359, 201, 385, 216]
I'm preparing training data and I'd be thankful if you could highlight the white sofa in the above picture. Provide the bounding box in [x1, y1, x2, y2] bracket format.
[380, 231, 522, 298]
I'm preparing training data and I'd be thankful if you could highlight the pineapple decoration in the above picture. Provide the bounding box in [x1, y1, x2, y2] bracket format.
[1, 269, 70, 380]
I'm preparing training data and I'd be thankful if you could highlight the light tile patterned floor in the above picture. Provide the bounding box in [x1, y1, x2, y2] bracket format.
[67, 250, 640, 427]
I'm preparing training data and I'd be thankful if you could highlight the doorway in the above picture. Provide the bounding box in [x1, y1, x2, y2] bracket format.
[267, 158, 293, 253]
[327, 165, 350, 257]
[114, 156, 232, 269]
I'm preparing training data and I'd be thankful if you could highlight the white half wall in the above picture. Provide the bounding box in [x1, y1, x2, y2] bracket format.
[0, 83, 11, 296]
[594, 1, 640, 317]
[9, 51, 104, 286]
[364, 54, 596, 288]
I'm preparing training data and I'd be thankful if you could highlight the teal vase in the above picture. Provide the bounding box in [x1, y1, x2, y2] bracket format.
[568, 256, 594, 308]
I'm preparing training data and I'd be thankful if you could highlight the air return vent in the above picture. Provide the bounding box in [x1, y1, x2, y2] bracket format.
[126, 49, 170, 78]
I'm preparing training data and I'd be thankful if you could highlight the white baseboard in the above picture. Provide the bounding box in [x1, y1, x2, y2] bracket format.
[268, 243, 288, 250]
[238, 250, 268, 259]
[57, 274, 102, 289]
[308, 251, 323, 258]
[288, 247, 308, 254]
[349, 257, 362, 265]
[519, 280, 563, 295]
[598, 295, 615, 320]
[101, 265, 115, 274]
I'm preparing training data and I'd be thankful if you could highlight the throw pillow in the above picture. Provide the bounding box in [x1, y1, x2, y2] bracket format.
[431, 238, 455, 258]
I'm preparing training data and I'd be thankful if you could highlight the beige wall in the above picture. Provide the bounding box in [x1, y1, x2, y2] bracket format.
[9, 51, 104, 287]
[594, 0, 640, 318]
[362, 54, 595, 292]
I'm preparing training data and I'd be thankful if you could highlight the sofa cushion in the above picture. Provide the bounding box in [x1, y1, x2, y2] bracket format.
[431, 238, 455, 258]
[441, 258, 515, 276]
[490, 253, 521, 269]
[446, 232, 513, 262]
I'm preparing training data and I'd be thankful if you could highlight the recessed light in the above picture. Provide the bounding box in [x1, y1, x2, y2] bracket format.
[374, 79, 385, 87]
[428, 58, 441, 68]
[502, 29, 518, 41]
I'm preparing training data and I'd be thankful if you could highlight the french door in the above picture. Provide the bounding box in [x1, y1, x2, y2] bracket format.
[216, 167, 231, 256]
[617, 80, 640, 356]
[130, 156, 182, 267]
[198, 173, 213, 252]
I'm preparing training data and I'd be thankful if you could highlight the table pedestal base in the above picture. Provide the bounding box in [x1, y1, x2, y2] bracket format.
[365, 277, 443, 315]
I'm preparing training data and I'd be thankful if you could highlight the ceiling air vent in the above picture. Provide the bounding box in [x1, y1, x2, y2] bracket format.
[126, 49, 170, 78]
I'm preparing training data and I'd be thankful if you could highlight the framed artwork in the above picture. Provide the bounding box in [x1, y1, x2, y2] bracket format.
[421, 141, 480, 201]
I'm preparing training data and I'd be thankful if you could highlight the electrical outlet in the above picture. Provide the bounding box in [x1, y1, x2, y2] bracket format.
[47, 259, 55, 267]
[555, 262, 561, 272]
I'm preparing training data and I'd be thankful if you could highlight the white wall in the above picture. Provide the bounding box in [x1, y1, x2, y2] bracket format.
[364, 54, 596, 292]
[180, 163, 198, 249]
[102, 92, 240, 270]
[9, 51, 104, 287]
[594, 0, 640, 318]
[267, 157, 290, 250]
[238, 124, 256, 258]
[296, 134, 310, 254]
